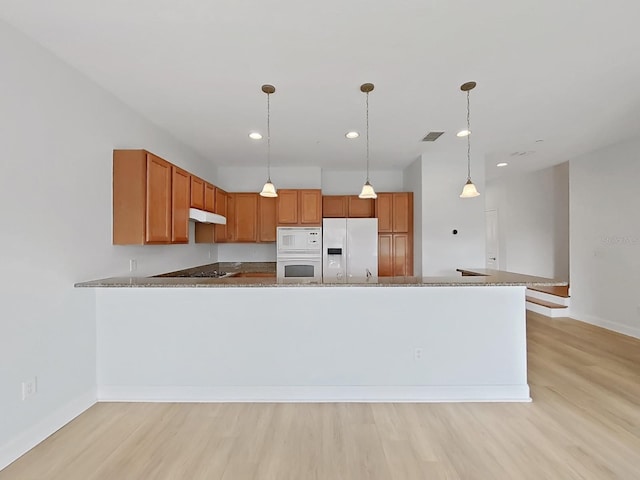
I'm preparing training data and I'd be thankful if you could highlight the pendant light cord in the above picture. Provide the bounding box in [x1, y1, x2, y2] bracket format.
[267, 92, 272, 183]
[466, 90, 471, 181]
[366, 91, 370, 182]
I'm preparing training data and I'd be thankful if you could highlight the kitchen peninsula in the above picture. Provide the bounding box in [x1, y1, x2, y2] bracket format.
[77, 266, 564, 403]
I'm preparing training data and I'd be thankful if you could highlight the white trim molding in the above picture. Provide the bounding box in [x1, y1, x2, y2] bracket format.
[98, 385, 531, 403]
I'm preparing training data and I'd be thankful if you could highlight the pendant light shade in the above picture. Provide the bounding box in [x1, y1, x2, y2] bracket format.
[359, 181, 376, 199]
[358, 83, 377, 199]
[259, 181, 277, 197]
[460, 179, 480, 198]
[259, 84, 277, 198]
[459, 81, 480, 199]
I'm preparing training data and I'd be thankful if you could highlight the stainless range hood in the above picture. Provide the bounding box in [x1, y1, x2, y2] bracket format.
[188, 208, 226, 225]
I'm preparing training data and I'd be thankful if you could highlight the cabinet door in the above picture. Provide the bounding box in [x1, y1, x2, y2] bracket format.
[299, 189, 322, 225]
[393, 193, 411, 233]
[234, 193, 258, 242]
[226, 194, 236, 241]
[277, 190, 299, 224]
[214, 188, 228, 243]
[171, 166, 190, 243]
[378, 234, 393, 277]
[322, 196, 347, 218]
[258, 196, 277, 242]
[190, 176, 205, 209]
[145, 154, 172, 243]
[375, 193, 393, 233]
[204, 182, 215, 212]
[393, 233, 411, 276]
[348, 196, 375, 218]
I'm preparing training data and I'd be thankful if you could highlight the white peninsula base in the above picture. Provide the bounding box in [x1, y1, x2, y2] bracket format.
[96, 285, 530, 403]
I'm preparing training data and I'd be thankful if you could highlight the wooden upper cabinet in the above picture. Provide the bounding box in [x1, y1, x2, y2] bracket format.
[258, 196, 277, 242]
[113, 149, 174, 245]
[299, 189, 322, 225]
[277, 190, 299, 225]
[171, 166, 190, 243]
[144, 153, 173, 243]
[214, 188, 228, 243]
[347, 196, 375, 218]
[393, 193, 411, 233]
[322, 195, 347, 218]
[204, 183, 215, 212]
[375, 192, 412, 233]
[375, 193, 393, 233]
[234, 193, 258, 242]
[190, 176, 205, 209]
[226, 194, 236, 242]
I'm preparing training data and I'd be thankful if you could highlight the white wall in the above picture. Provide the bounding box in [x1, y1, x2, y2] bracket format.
[0, 20, 217, 467]
[217, 166, 322, 191]
[419, 153, 486, 276]
[403, 159, 423, 276]
[485, 163, 569, 279]
[570, 138, 640, 338]
[321, 170, 403, 195]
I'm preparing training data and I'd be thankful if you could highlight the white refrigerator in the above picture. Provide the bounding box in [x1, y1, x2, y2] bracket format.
[322, 218, 378, 282]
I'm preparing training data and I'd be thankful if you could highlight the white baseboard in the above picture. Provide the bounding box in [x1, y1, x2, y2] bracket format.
[0, 389, 96, 471]
[526, 301, 568, 318]
[570, 312, 640, 339]
[98, 385, 531, 403]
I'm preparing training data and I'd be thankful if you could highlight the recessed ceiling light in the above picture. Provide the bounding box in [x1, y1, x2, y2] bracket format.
[345, 131, 359, 139]
[496, 162, 508, 167]
[456, 129, 471, 137]
[248, 132, 262, 140]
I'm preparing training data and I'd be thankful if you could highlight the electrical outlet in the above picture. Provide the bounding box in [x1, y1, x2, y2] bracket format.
[208, 249, 212, 260]
[22, 377, 37, 400]
[414, 348, 423, 360]
[129, 259, 137, 272]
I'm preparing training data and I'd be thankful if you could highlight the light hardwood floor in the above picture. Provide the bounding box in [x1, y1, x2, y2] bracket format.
[2, 312, 640, 479]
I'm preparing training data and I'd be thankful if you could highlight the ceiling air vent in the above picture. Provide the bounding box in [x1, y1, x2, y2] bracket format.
[421, 131, 444, 142]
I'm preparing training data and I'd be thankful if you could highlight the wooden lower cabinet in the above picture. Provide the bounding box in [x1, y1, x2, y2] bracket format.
[378, 233, 413, 277]
[378, 234, 394, 277]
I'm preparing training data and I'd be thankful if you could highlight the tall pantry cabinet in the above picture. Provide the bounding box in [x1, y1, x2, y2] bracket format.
[376, 192, 413, 276]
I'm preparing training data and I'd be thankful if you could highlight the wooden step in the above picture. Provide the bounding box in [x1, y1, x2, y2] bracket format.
[527, 285, 570, 298]
[525, 296, 568, 309]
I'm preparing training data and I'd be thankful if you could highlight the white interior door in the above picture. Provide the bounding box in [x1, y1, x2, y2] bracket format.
[485, 209, 499, 269]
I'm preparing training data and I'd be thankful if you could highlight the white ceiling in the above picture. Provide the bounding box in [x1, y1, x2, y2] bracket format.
[2, 0, 640, 180]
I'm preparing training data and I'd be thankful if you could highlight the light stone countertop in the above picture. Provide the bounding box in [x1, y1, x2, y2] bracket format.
[75, 265, 567, 288]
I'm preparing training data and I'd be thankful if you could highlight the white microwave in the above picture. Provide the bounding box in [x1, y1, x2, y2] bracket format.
[277, 227, 321, 255]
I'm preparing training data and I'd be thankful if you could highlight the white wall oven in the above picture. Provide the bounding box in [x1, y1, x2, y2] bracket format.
[276, 227, 322, 282]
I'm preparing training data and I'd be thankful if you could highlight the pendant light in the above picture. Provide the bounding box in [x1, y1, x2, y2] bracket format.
[358, 83, 377, 199]
[259, 84, 278, 197]
[459, 81, 480, 198]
